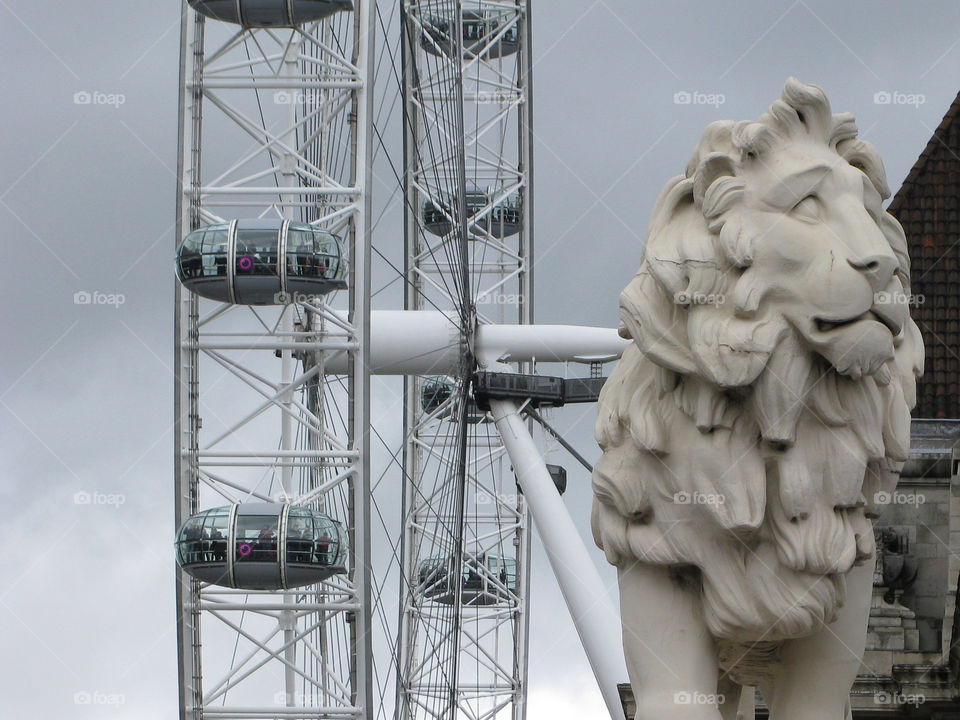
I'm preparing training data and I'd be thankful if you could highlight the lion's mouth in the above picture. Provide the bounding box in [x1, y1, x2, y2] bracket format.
[815, 316, 862, 333]
[813, 309, 902, 336]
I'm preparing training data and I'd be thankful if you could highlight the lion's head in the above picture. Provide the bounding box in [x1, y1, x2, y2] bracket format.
[593, 79, 924, 642]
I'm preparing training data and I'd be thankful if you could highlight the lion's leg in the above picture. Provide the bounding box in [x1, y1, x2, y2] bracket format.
[717, 678, 754, 720]
[619, 561, 722, 720]
[765, 559, 873, 720]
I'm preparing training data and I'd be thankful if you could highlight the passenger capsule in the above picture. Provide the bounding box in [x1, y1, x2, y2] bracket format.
[187, 0, 353, 27]
[175, 503, 348, 590]
[417, 552, 518, 606]
[546, 464, 567, 495]
[421, 376, 487, 423]
[420, 10, 519, 59]
[176, 219, 347, 305]
[422, 189, 522, 239]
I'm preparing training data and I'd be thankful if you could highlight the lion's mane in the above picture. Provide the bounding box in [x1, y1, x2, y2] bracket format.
[592, 79, 924, 643]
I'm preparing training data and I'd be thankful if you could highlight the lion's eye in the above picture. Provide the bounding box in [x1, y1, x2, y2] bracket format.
[790, 194, 821, 223]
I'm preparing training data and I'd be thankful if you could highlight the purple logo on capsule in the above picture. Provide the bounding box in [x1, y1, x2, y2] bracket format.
[237, 256, 253, 271]
[237, 542, 253, 558]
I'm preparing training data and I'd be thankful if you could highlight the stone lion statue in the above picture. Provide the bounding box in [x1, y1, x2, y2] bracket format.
[592, 79, 924, 719]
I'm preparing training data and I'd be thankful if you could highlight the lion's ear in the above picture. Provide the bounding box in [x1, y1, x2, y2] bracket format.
[693, 153, 738, 209]
[837, 136, 890, 200]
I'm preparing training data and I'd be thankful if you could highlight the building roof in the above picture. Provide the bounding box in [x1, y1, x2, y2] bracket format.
[888, 90, 960, 419]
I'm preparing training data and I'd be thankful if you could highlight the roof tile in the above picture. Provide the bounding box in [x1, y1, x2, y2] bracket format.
[888, 90, 960, 419]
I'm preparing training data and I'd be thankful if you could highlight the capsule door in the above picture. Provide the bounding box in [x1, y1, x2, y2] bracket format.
[231, 509, 283, 590]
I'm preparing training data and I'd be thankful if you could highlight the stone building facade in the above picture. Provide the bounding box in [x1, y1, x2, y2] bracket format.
[849, 421, 960, 718]
[845, 88, 960, 719]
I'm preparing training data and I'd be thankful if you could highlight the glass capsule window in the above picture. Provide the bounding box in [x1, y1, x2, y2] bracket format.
[175, 506, 231, 566]
[421, 11, 518, 59]
[286, 507, 346, 567]
[490, 195, 522, 224]
[176, 516, 205, 565]
[464, 17, 483, 41]
[177, 233, 203, 281]
[286, 227, 343, 281]
[201, 225, 230, 278]
[418, 556, 447, 577]
[421, 198, 450, 227]
[487, 554, 518, 590]
[234, 514, 278, 562]
[421, 377, 453, 414]
[417, 556, 450, 593]
[464, 191, 487, 217]
[176, 224, 230, 282]
[463, 555, 484, 590]
[234, 227, 281, 278]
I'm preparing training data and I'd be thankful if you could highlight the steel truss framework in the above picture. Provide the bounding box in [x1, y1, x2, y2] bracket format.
[174, 4, 630, 720]
[174, 5, 374, 719]
[397, 3, 535, 720]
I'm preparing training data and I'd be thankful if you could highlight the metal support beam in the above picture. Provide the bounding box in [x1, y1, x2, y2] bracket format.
[490, 398, 625, 720]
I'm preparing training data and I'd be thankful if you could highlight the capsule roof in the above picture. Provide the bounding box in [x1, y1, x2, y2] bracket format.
[188, 0, 353, 27]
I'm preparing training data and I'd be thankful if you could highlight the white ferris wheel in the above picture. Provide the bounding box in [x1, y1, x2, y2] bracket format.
[172, 2, 628, 720]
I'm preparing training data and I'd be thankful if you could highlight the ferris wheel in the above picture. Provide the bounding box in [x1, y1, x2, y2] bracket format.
[171, 2, 628, 720]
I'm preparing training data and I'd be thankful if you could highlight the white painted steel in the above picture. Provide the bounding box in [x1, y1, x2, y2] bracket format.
[396, 5, 539, 720]
[174, 5, 372, 719]
[320, 310, 627, 375]
[490, 398, 625, 720]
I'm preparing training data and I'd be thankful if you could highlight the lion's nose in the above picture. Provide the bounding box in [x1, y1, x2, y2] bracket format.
[847, 252, 897, 290]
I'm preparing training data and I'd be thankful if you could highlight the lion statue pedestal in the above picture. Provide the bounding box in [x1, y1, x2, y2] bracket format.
[592, 79, 924, 720]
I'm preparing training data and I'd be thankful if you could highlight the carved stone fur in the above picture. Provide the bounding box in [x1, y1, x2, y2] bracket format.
[593, 79, 924, 704]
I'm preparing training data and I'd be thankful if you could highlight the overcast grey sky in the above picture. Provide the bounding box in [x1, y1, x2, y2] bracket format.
[2, 1, 960, 718]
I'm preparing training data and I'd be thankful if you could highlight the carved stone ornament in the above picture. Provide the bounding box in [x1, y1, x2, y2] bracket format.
[592, 78, 924, 719]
